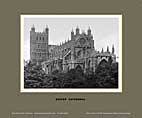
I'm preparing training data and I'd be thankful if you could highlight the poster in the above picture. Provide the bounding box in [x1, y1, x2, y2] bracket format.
[0, 0, 141, 118]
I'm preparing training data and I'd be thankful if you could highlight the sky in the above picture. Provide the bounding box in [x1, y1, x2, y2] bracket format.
[23, 16, 120, 61]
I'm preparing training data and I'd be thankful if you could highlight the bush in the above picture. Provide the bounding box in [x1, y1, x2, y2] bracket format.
[24, 61, 118, 88]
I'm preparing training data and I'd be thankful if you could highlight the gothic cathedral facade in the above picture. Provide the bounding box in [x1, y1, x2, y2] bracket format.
[30, 26, 116, 74]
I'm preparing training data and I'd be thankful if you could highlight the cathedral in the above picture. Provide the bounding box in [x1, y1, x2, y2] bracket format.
[30, 26, 116, 74]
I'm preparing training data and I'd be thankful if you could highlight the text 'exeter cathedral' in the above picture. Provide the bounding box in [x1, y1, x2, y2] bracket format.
[30, 26, 116, 74]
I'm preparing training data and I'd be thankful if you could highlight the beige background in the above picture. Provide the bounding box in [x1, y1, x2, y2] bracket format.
[0, 0, 141, 118]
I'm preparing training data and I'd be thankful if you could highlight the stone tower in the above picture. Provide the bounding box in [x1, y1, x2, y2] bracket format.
[30, 25, 49, 64]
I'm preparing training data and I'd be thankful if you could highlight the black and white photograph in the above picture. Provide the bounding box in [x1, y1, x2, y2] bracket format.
[21, 15, 122, 92]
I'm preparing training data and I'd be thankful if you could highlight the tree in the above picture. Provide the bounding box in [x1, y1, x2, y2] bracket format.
[95, 59, 118, 88]
[24, 61, 53, 88]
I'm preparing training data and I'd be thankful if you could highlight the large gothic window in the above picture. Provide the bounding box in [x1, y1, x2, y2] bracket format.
[79, 38, 86, 45]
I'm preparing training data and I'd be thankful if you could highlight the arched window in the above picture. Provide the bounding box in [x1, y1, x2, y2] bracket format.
[99, 59, 107, 67]
[67, 66, 70, 72]
[75, 65, 82, 70]
[88, 60, 91, 68]
[38, 44, 40, 48]
[77, 50, 81, 57]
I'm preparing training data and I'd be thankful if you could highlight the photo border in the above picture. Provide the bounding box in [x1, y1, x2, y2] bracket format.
[20, 14, 122, 93]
